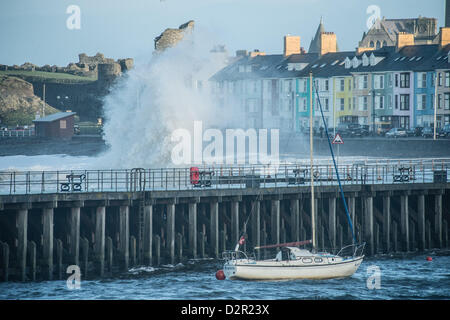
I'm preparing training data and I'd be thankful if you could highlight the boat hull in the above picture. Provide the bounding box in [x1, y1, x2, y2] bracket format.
[224, 256, 364, 280]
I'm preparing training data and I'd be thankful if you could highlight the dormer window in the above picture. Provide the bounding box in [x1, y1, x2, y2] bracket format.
[352, 57, 360, 68]
[362, 54, 369, 67]
[344, 57, 351, 69]
[369, 53, 376, 66]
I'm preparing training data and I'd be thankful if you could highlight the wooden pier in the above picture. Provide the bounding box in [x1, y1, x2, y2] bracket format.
[0, 161, 448, 281]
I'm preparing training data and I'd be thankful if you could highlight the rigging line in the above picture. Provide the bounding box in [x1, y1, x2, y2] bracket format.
[240, 191, 263, 240]
[312, 79, 357, 245]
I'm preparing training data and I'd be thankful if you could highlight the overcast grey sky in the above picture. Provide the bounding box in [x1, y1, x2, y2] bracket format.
[0, 0, 445, 66]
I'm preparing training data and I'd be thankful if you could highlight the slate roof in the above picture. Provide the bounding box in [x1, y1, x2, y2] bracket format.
[33, 112, 76, 123]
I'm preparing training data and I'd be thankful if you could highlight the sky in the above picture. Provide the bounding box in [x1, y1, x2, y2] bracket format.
[0, 0, 445, 66]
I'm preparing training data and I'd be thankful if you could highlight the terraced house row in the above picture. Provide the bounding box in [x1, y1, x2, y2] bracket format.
[210, 24, 450, 134]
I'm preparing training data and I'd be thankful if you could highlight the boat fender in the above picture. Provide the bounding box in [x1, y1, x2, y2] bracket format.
[216, 269, 226, 280]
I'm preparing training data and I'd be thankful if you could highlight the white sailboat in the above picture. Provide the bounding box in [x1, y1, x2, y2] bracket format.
[222, 72, 365, 281]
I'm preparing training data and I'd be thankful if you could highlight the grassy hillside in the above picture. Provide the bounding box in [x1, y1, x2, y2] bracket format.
[0, 70, 97, 84]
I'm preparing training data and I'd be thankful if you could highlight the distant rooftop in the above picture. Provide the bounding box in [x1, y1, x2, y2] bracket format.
[33, 112, 76, 123]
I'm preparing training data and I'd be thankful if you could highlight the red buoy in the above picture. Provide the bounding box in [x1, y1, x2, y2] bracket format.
[215, 270, 226, 280]
[426, 256, 432, 261]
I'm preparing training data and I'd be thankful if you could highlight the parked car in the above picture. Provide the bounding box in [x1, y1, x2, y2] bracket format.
[409, 126, 424, 137]
[422, 127, 434, 138]
[336, 123, 353, 136]
[441, 124, 450, 138]
[385, 127, 407, 138]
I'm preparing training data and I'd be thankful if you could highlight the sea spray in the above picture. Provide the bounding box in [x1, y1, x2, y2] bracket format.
[96, 30, 231, 169]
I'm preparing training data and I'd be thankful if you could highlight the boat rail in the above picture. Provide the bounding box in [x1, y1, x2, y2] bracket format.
[335, 242, 366, 258]
[222, 250, 255, 262]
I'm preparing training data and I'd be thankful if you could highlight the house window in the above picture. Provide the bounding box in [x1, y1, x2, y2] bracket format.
[348, 98, 351, 110]
[325, 80, 329, 91]
[348, 79, 351, 91]
[387, 95, 392, 109]
[400, 73, 410, 88]
[324, 98, 329, 111]
[438, 94, 442, 109]
[400, 94, 410, 110]
[375, 96, 384, 109]
[60, 120, 67, 129]
[374, 75, 384, 89]
[363, 75, 368, 89]
[395, 95, 399, 109]
[340, 98, 345, 111]
[417, 73, 427, 88]
[395, 74, 399, 87]
[445, 93, 450, 110]
[353, 97, 356, 110]
[359, 96, 368, 111]
[438, 72, 443, 86]
[417, 94, 427, 110]
[388, 74, 393, 87]
[399, 116, 410, 129]
[340, 79, 345, 91]
[445, 72, 450, 87]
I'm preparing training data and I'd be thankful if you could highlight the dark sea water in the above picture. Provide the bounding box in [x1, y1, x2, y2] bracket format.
[0, 250, 449, 300]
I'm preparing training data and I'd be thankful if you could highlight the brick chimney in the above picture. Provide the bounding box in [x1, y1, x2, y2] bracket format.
[439, 27, 450, 48]
[284, 35, 301, 56]
[320, 32, 337, 56]
[396, 32, 414, 51]
[446, 0, 450, 27]
[249, 49, 266, 58]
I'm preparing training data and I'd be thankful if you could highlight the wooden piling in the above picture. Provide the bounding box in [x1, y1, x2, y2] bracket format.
[28, 241, 36, 281]
[199, 232, 205, 258]
[443, 220, 448, 248]
[69, 207, 80, 266]
[2, 242, 9, 282]
[364, 196, 374, 255]
[210, 201, 219, 258]
[176, 233, 183, 263]
[144, 205, 153, 265]
[106, 236, 113, 273]
[95, 206, 105, 276]
[130, 236, 136, 267]
[426, 220, 432, 249]
[188, 203, 197, 259]
[16, 209, 28, 282]
[42, 208, 54, 280]
[400, 195, 409, 252]
[56, 239, 63, 280]
[154, 235, 161, 266]
[328, 197, 336, 249]
[290, 199, 300, 242]
[383, 196, 391, 253]
[119, 206, 129, 270]
[434, 194, 442, 248]
[417, 194, 426, 251]
[166, 203, 175, 264]
[231, 201, 239, 246]
[251, 201, 260, 259]
[271, 200, 280, 245]
[392, 221, 398, 252]
[81, 237, 89, 278]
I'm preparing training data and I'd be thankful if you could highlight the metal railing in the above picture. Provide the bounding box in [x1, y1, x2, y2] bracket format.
[0, 160, 448, 195]
[0, 129, 35, 138]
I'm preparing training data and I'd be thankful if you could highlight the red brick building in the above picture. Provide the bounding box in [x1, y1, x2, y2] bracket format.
[33, 112, 76, 138]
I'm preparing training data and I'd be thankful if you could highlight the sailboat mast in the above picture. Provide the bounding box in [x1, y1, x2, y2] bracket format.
[309, 71, 316, 251]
